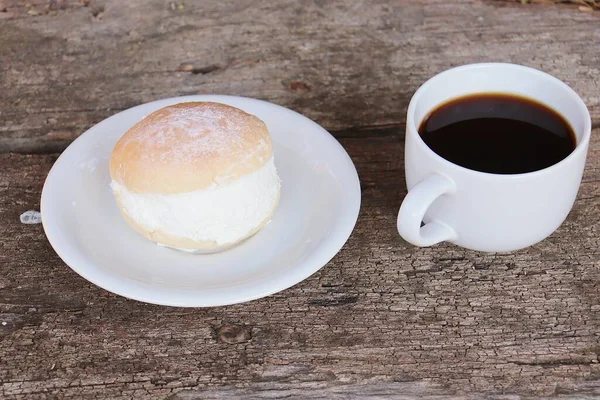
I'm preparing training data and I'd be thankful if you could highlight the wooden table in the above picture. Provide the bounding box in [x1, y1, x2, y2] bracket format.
[2, 1, 600, 398]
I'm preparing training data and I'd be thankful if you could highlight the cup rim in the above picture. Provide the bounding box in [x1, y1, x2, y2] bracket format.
[406, 62, 592, 179]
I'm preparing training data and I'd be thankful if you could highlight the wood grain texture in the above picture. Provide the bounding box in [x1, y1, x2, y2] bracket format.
[0, 126, 599, 399]
[2, 0, 600, 398]
[1, 0, 599, 153]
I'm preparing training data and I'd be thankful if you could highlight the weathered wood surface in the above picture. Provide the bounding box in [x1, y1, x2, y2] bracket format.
[1, 0, 600, 399]
[1, 128, 599, 399]
[1, 0, 600, 153]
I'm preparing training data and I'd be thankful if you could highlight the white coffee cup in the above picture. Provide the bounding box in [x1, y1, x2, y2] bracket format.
[397, 63, 591, 252]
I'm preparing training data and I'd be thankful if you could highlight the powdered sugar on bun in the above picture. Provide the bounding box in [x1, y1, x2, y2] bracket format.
[110, 102, 273, 194]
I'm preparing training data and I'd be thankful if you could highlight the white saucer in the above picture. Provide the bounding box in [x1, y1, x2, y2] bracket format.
[41, 95, 361, 307]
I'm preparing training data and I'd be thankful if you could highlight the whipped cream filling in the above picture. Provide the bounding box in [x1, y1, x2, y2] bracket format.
[111, 158, 280, 246]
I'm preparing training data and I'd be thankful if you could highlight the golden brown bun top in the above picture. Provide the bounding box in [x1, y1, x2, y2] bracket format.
[109, 102, 273, 194]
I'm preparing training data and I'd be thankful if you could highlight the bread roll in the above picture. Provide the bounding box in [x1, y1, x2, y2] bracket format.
[109, 102, 281, 252]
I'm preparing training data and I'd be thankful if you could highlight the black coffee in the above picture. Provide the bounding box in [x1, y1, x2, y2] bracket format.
[418, 93, 576, 174]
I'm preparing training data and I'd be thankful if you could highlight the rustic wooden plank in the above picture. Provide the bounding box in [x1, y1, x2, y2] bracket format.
[1, 125, 599, 399]
[166, 381, 600, 400]
[1, 0, 599, 153]
[2, 0, 600, 398]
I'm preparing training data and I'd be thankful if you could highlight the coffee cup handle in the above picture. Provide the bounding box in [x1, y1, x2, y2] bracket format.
[397, 173, 457, 247]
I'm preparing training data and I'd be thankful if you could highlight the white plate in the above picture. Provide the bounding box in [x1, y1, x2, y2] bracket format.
[41, 95, 361, 307]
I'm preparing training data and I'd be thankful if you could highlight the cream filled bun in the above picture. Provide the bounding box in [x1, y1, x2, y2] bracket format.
[109, 102, 281, 252]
